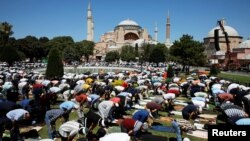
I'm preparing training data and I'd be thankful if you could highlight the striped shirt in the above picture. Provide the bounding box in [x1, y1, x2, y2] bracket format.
[98, 101, 114, 119]
[221, 103, 242, 111]
[45, 109, 64, 123]
[224, 109, 246, 118]
[59, 121, 81, 137]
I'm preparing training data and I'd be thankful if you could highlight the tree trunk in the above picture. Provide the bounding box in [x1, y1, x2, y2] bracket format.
[182, 64, 186, 72]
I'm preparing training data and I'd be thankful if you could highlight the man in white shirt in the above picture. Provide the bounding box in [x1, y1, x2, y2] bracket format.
[99, 133, 130, 141]
[59, 120, 88, 141]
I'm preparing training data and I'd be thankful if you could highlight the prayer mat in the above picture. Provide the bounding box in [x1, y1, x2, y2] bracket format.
[199, 114, 217, 119]
[149, 97, 156, 100]
[174, 105, 184, 111]
[20, 126, 43, 133]
[159, 117, 172, 122]
[187, 130, 208, 139]
[194, 123, 205, 130]
[170, 111, 182, 116]
[151, 125, 175, 133]
[142, 99, 152, 102]
[174, 101, 188, 106]
[132, 104, 145, 109]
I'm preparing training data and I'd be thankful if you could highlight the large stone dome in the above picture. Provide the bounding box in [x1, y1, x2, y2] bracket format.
[118, 19, 139, 26]
[238, 38, 250, 48]
[207, 19, 240, 37]
[207, 25, 239, 37]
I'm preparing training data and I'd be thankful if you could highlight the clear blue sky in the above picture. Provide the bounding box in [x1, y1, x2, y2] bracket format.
[1, 0, 250, 43]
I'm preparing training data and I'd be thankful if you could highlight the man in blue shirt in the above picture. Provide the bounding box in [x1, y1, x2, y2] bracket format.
[182, 103, 199, 120]
[87, 94, 100, 110]
[45, 109, 65, 139]
[132, 109, 150, 123]
[59, 101, 79, 122]
[6, 109, 30, 141]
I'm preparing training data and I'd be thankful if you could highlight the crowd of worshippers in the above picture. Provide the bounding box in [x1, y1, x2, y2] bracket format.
[180, 76, 250, 126]
[0, 67, 250, 141]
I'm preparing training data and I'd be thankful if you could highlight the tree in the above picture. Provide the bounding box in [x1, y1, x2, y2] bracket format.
[135, 43, 139, 58]
[155, 43, 169, 61]
[120, 45, 136, 62]
[16, 36, 47, 62]
[45, 48, 64, 80]
[75, 40, 95, 62]
[141, 44, 152, 62]
[167, 65, 174, 78]
[169, 34, 206, 72]
[209, 64, 220, 76]
[63, 46, 78, 63]
[105, 51, 120, 63]
[0, 45, 20, 66]
[39, 37, 49, 43]
[46, 36, 74, 53]
[149, 46, 166, 67]
[0, 22, 13, 47]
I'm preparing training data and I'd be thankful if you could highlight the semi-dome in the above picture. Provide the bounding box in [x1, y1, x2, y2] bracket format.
[207, 26, 239, 38]
[118, 19, 139, 26]
[238, 38, 250, 48]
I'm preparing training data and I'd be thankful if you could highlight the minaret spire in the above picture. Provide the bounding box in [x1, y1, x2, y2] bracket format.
[154, 22, 158, 42]
[166, 12, 170, 40]
[165, 10, 173, 48]
[87, 0, 93, 41]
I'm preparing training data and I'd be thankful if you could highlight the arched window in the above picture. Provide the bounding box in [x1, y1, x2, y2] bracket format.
[124, 32, 139, 40]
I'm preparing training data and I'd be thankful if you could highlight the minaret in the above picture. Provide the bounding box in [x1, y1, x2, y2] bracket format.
[87, 0, 93, 41]
[165, 11, 173, 48]
[91, 20, 94, 41]
[154, 22, 158, 42]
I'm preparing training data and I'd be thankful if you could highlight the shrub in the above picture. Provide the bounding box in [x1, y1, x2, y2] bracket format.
[45, 48, 64, 79]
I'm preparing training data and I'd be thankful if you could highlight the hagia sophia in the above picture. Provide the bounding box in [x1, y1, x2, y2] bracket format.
[86, 1, 250, 67]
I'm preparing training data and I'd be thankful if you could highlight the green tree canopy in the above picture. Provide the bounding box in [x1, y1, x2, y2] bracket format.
[75, 40, 95, 62]
[155, 43, 169, 60]
[15, 36, 46, 62]
[46, 36, 74, 52]
[0, 45, 20, 66]
[167, 65, 174, 78]
[120, 45, 136, 62]
[105, 51, 120, 63]
[149, 46, 166, 66]
[63, 46, 79, 62]
[0, 22, 13, 47]
[169, 34, 206, 71]
[45, 47, 64, 80]
[141, 44, 152, 62]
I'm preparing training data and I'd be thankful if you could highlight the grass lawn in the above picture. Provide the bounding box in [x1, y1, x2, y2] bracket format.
[37, 96, 211, 141]
[217, 72, 250, 86]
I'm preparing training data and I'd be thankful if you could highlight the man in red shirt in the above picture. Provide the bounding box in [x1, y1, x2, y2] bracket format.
[120, 118, 145, 140]
[217, 93, 234, 104]
[75, 93, 88, 118]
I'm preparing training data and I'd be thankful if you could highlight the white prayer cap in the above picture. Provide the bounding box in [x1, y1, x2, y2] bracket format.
[183, 137, 190, 141]
[74, 104, 79, 109]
